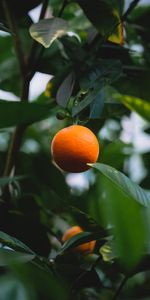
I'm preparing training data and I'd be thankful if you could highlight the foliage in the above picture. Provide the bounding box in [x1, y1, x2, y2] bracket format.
[0, 0, 150, 299]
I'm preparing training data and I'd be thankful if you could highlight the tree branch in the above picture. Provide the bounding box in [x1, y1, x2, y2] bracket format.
[3, 0, 49, 178]
[2, 0, 27, 79]
[112, 276, 128, 300]
[28, 0, 49, 72]
[121, 0, 141, 22]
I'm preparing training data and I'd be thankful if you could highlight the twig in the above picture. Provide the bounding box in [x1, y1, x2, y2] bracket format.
[121, 0, 141, 22]
[112, 276, 128, 300]
[28, 0, 49, 70]
[3, 0, 49, 178]
[2, 0, 26, 78]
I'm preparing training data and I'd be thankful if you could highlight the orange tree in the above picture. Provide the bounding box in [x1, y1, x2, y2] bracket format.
[0, 0, 150, 299]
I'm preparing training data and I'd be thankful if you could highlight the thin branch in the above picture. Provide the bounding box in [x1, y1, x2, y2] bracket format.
[112, 276, 128, 300]
[121, 0, 141, 22]
[3, 79, 30, 177]
[28, 0, 49, 70]
[2, 0, 26, 78]
[3, 0, 49, 179]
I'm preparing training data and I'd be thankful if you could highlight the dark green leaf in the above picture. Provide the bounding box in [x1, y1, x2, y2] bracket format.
[72, 82, 105, 117]
[99, 175, 146, 270]
[0, 231, 34, 254]
[72, 60, 123, 116]
[0, 249, 35, 266]
[60, 230, 106, 253]
[80, 59, 123, 90]
[90, 89, 105, 119]
[0, 100, 54, 128]
[12, 263, 68, 300]
[56, 72, 75, 107]
[115, 67, 150, 101]
[77, 0, 118, 36]
[0, 275, 33, 300]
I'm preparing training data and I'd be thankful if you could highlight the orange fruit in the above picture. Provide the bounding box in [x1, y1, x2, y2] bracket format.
[51, 125, 99, 173]
[62, 226, 96, 255]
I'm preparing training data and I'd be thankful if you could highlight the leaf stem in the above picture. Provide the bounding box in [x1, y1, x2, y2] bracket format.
[112, 276, 128, 300]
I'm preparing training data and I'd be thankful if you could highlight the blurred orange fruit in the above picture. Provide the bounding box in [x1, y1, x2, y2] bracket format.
[62, 226, 96, 255]
[51, 125, 99, 173]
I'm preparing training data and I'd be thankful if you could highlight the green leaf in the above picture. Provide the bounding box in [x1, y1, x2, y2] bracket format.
[90, 167, 147, 270]
[0, 100, 54, 128]
[56, 72, 75, 107]
[13, 263, 68, 300]
[0, 231, 34, 254]
[91, 163, 150, 207]
[60, 230, 106, 253]
[115, 67, 150, 101]
[72, 60, 123, 116]
[90, 88, 105, 119]
[72, 82, 105, 117]
[29, 18, 68, 48]
[77, 0, 118, 36]
[0, 275, 33, 300]
[0, 249, 35, 266]
[80, 59, 122, 90]
[116, 94, 150, 122]
[100, 140, 132, 169]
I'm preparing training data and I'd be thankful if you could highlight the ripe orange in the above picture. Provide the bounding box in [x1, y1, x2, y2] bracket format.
[51, 125, 99, 173]
[62, 226, 96, 255]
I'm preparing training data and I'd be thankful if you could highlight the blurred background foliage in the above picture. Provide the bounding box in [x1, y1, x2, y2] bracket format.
[0, 0, 150, 299]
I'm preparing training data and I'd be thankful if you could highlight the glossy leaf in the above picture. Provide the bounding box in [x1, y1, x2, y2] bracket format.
[90, 88, 105, 119]
[29, 18, 68, 48]
[90, 167, 147, 270]
[60, 230, 107, 253]
[56, 72, 75, 107]
[0, 231, 34, 254]
[0, 249, 35, 266]
[0, 100, 54, 128]
[77, 0, 118, 36]
[91, 163, 150, 207]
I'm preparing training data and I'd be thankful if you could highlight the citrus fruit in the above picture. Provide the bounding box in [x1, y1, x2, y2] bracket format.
[51, 125, 99, 173]
[62, 226, 96, 255]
